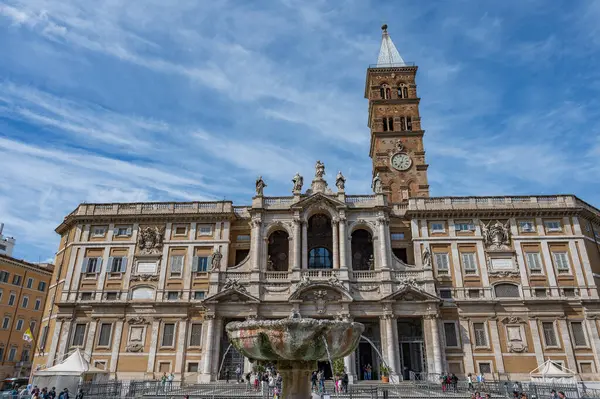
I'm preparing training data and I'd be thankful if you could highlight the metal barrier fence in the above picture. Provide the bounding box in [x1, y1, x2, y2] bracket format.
[78, 380, 600, 399]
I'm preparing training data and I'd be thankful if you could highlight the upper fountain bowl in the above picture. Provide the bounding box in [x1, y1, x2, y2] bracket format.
[226, 317, 365, 362]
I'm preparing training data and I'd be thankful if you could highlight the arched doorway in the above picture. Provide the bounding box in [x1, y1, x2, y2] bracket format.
[351, 229, 374, 270]
[267, 230, 289, 271]
[308, 214, 333, 269]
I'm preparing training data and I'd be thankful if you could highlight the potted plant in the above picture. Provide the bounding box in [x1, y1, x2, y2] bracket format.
[380, 364, 390, 383]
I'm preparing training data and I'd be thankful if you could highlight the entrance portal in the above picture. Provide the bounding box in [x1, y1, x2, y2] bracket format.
[219, 319, 245, 379]
[316, 361, 332, 379]
[397, 319, 425, 380]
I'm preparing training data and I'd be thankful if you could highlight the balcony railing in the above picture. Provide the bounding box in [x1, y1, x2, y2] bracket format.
[300, 269, 339, 279]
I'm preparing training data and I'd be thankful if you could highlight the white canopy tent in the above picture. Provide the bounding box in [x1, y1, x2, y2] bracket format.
[530, 360, 577, 384]
[32, 349, 109, 393]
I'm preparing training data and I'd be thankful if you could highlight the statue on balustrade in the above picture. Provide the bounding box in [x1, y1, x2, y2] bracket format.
[255, 176, 267, 196]
[210, 247, 223, 272]
[292, 172, 304, 193]
[335, 171, 346, 191]
[315, 160, 325, 179]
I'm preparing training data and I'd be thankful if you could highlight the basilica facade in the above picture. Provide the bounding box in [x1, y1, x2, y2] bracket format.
[33, 26, 600, 383]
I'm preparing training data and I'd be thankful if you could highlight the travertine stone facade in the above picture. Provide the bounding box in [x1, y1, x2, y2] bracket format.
[33, 27, 600, 383]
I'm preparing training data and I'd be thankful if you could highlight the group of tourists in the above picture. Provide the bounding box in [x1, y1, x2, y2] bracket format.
[310, 369, 349, 394]
[243, 365, 283, 398]
[7, 385, 83, 399]
[440, 371, 487, 393]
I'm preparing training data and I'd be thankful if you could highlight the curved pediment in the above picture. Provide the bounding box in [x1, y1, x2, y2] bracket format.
[382, 284, 440, 302]
[289, 278, 353, 302]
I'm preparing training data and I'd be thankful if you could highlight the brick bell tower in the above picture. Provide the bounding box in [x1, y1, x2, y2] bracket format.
[365, 25, 429, 203]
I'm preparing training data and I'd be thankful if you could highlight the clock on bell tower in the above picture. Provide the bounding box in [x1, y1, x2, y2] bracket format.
[365, 25, 430, 203]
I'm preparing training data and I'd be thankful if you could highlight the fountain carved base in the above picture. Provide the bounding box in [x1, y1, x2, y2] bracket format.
[277, 360, 315, 399]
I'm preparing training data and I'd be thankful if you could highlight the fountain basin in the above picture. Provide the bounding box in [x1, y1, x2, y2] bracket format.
[226, 318, 364, 362]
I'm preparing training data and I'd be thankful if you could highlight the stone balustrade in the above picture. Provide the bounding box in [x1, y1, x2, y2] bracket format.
[68, 201, 233, 217]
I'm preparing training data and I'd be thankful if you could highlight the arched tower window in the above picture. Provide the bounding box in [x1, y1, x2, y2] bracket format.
[380, 84, 391, 99]
[307, 214, 333, 269]
[398, 83, 409, 99]
[351, 229, 374, 270]
[383, 117, 394, 132]
[267, 230, 289, 271]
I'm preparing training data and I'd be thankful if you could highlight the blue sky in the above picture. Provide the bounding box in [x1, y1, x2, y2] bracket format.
[1, 0, 600, 262]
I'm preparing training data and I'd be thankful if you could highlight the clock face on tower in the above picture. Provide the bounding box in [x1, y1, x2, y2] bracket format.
[390, 153, 412, 171]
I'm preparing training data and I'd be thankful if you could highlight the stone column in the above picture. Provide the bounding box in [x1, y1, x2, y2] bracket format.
[110, 321, 124, 375]
[558, 318, 577, 371]
[146, 319, 160, 376]
[175, 319, 188, 376]
[251, 220, 262, 271]
[427, 315, 443, 375]
[488, 319, 505, 373]
[339, 217, 347, 269]
[332, 218, 339, 269]
[377, 217, 389, 269]
[302, 221, 308, 269]
[293, 219, 301, 269]
[201, 315, 215, 380]
[528, 319, 545, 367]
[383, 315, 399, 381]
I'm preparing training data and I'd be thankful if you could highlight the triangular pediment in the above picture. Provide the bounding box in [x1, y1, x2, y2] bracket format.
[382, 284, 439, 302]
[291, 192, 346, 211]
[205, 288, 260, 304]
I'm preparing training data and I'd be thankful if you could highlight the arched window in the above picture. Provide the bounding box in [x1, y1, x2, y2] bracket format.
[380, 84, 391, 99]
[403, 86, 408, 99]
[494, 283, 520, 298]
[383, 117, 394, 132]
[351, 229, 374, 270]
[398, 84, 408, 99]
[400, 117, 405, 131]
[267, 230, 289, 271]
[309, 247, 332, 269]
[130, 287, 155, 300]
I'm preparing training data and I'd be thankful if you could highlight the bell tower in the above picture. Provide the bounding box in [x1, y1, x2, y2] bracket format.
[365, 25, 429, 203]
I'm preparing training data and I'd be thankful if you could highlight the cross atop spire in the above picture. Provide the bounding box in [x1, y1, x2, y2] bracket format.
[376, 24, 406, 67]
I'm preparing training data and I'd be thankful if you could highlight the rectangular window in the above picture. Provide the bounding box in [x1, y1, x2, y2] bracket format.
[0, 348, 4, 360]
[545, 220, 562, 232]
[553, 252, 570, 273]
[161, 323, 175, 347]
[390, 233, 405, 240]
[519, 221, 536, 233]
[1, 317, 8, 329]
[71, 324, 87, 347]
[431, 223, 445, 233]
[97, 323, 112, 346]
[571, 322, 587, 347]
[30, 321, 36, 333]
[194, 291, 205, 300]
[0, 289, 3, 301]
[26, 278, 33, 289]
[20, 349, 29, 362]
[170, 255, 184, 275]
[167, 292, 179, 300]
[580, 362, 594, 374]
[535, 288, 547, 298]
[455, 222, 475, 232]
[8, 293, 15, 306]
[174, 226, 187, 236]
[563, 288, 576, 297]
[83, 257, 102, 273]
[187, 362, 199, 372]
[8, 347, 16, 362]
[478, 363, 491, 374]
[109, 257, 127, 273]
[0, 271, 8, 283]
[198, 225, 213, 236]
[473, 323, 488, 347]
[461, 253, 477, 275]
[542, 322, 558, 347]
[159, 362, 171, 373]
[21, 296, 28, 308]
[81, 292, 93, 300]
[525, 252, 543, 273]
[189, 323, 202, 346]
[15, 319, 23, 331]
[105, 292, 118, 300]
[38, 281, 46, 292]
[12, 275, 22, 286]
[236, 234, 251, 242]
[439, 289, 453, 299]
[114, 226, 132, 237]
[468, 289, 480, 299]
[192, 257, 209, 272]
[434, 253, 450, 275]
[443, 322, 458, 347]
[92, 226, 106, 237]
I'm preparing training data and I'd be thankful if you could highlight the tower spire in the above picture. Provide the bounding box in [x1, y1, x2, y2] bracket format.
[376, 24, 406, 67]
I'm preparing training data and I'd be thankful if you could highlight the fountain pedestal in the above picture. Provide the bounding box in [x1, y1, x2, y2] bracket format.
[278, 360, 315, 399]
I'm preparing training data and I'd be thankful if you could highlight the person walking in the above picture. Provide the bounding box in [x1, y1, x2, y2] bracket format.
[311, 371, 318, 392]
[58, 388, 69, 399]
[318, 370, 325, 393]
[75, 389, 84, 399]
[167, 372, 174, 390]
[342, 371, 349, 393]
[225, 369, 230, 383]
[451, 373, 458, 393]
[236, 365, 242, 383]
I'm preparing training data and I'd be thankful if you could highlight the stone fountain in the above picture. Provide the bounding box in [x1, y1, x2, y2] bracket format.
[226, 311, 364, 399]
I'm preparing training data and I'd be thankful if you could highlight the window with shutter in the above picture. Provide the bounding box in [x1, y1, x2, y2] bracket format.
[461, 253, 477, 275]
[473, 323, 488, 347]
[542, 322, 558, 347]
[434, 253, 449, 275]
[193, 257, 209, 272]
[552, 252, 570, 273]
[110, 257, 126, 273]
[571, 322, 587, 347]
[170, 255, 184, 274]
[526, 252, 542, 273]
[443, 322, 458, 347]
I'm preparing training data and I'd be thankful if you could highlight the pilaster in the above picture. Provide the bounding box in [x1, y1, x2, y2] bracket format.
[488, 318, 505, 373]
[539, 239, 559, 296]
[302, 221, 308, 269]
[558, 318, 577, 371]
[528, 319, 545, 367]
[332, 218, 340, 269]
[110, 320, 124, 375]
[146, 320, 160, 376]
[47, 318, 64, 367]
[459, 318, 475, 374]
[175, 319, 189, 375]
[84, 319, 98, 357]
[339, 216, 348, 270]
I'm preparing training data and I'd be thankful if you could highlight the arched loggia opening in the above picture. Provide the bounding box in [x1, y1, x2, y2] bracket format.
[351, 229, 374, 270]
[308, 214, 333, 269]
[267, 230, 289, 271]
